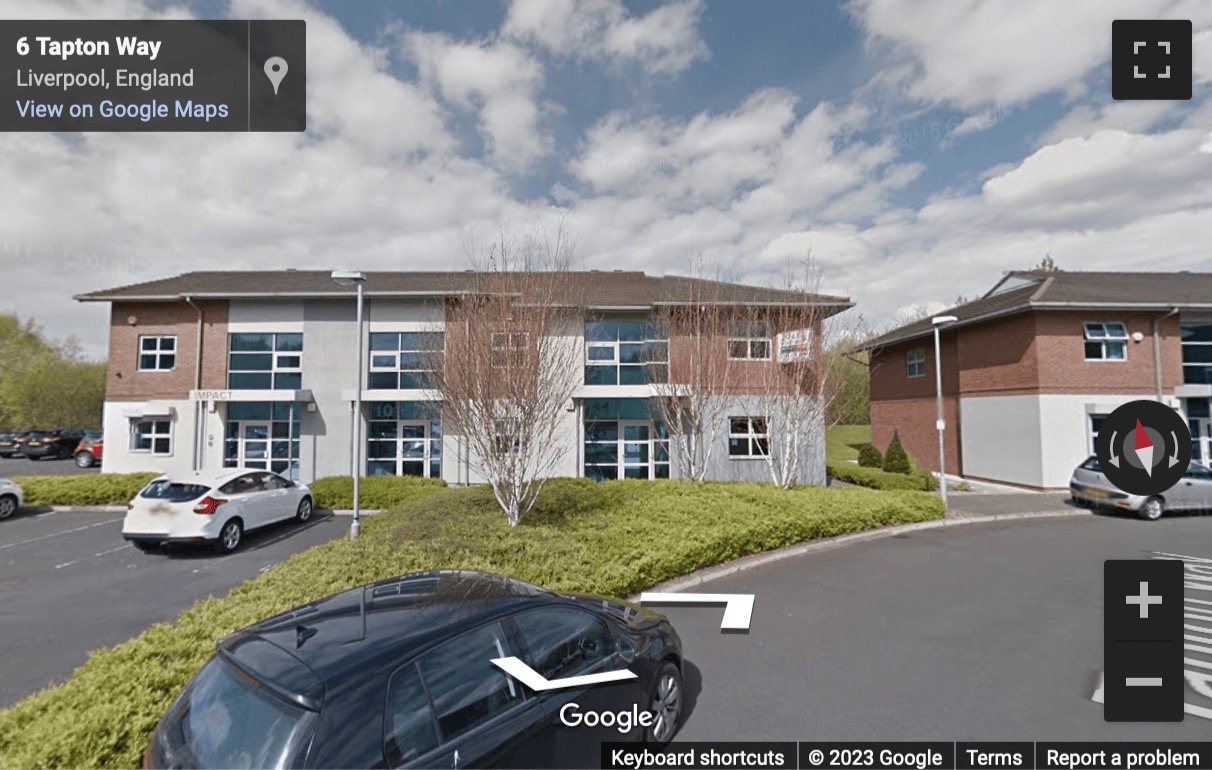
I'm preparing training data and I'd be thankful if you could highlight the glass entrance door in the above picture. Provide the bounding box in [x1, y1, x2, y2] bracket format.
[620, 421, 652, 479]
[225, 421, 271, 470]
[367, 418, 441, 477]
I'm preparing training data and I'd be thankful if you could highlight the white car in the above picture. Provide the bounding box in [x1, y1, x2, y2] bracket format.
[123, 469, 314, 554]
[0, 478, 23, 519]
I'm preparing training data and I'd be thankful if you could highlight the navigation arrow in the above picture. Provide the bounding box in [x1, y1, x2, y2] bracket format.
[639, 592, 755, 630]
[1108, 430, 1120, 468]
[490, 657, 637, 691]
[1169, 431, 1181, 467]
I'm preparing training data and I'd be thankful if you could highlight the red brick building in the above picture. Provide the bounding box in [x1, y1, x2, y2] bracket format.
[861, 271, 1212, 489]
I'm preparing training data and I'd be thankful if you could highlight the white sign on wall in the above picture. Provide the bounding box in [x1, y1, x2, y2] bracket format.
[776, 328, 814, 363]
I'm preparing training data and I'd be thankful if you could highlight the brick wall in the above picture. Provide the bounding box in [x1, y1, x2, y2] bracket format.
[1034, 311, 1182, 394]
[871, 395, 960, 474]
[106, 300, 228, 401]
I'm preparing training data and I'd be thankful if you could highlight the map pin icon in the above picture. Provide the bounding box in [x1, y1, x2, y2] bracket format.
[264, 56, 288, 95]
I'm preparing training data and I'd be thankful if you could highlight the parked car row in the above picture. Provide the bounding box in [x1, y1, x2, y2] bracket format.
[0, 429, 102, 465]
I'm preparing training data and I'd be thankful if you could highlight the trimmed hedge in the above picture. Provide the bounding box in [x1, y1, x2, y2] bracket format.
[309, 475, 447, 510]
[856, 443, 883, 468]
[828, 463, 938, 491]
[13, 473, 159, 506]
[0, 479, 942, 769]
[882, 431, 912, 474]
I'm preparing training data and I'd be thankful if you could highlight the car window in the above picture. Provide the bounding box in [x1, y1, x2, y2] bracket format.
[1079, 456, 1102, 472]
[416, 621, 523, 743]
[219, 474, 264, 495]
[1186, 464, 1212, 480]
[384, 662, 440, 767]
[512, 606, 616, 681]
[140, 480, 211, 502]
[260, 473, 290, 490]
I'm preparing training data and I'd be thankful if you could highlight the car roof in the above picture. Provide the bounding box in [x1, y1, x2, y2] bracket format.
[219, 570, 563, 684]
[152, 468, 278, 486]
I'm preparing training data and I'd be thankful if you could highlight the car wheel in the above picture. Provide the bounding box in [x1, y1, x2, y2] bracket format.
[215, 519, 243, 554]
[0, 495, 17, 520]
[1139, 497, 1165, 521]
[75, 452, 95, 468]
[643, 661, 683, 745]
[295, 496, 313, 522]
[131, 541, 159, 553]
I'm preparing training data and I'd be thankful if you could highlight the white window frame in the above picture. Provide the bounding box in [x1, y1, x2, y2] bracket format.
[137, 335, 177, 372]
[1083, 322, 1128, 362]
[906, 347, 926, 378]
[728, 416, 769, 459]
[491, 331, 530, 368]
[1088, 413, 1108, 455]
[727, 321, 772, 361]
[368, 331, 444, 389]
[228, 333, 303, 389]
[130, 418, 172, 456]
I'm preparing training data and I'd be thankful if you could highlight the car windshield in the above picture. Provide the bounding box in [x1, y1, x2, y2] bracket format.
[140, 480, 211, 502]
[83, 431, 102, 441]
[1079, 457, 1101, 472]
[154, 657, 317, 770]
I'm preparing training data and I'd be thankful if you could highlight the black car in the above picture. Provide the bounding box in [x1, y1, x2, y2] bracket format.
[146, 570, 684, 769]
[18, 430, 83, 460]
[0, 431, 32, 458]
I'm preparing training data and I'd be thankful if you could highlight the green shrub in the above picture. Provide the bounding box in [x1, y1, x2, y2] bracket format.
[829, 463, 938, 491]
[856, 443, 883, 468]
[309, 475, 447, 510]
[0, 479, 942, 769]
[14, 473, 159, 506]
[882, 431, 912, 475]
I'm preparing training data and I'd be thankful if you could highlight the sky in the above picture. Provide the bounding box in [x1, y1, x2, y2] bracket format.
[2, 0, 1211, 359]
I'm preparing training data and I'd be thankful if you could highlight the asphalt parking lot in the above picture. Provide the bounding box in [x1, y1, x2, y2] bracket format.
[0, 455, 99, 477]
[0, 507, 348, 709]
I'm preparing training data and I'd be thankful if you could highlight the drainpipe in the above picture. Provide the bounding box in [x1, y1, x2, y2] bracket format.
[1153, 307, 1180, 403]
[185, 296, 204, 471]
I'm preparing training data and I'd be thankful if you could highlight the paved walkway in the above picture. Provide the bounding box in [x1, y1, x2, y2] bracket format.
[946, 491, 1076, 518]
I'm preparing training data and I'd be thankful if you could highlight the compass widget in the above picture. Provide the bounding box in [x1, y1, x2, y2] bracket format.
[1095, 400, 1191, 496]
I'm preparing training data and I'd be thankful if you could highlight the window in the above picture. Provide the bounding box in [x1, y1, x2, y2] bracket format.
[728, 417, 769, 458]
[727, 320, 771, 360]
[223, 402, 301, 478]
[582, 398, 670, 480]
[218, 474, 263, 495]
[138, 335, 176, 371]
[228, 333, 303, 389]
[584, 319, 668, 385]
[493, 418, 520, 455]
[366, 401, 442, 479]
[1181, 322, 1212, 384]
[369, 332, 444, 389]
[906, 347, 926, 377]
[513, 607, 616, 681]
[384, 663, 440, 767]
[130, 419, 171, 455]
[1089, 413, 1108, 454]
[1083, 322, 1127, 361]
[416, 622, 523, 743]
[491, 331, 530, 368]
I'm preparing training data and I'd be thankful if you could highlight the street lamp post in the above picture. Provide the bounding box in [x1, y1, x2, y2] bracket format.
[332, 270, 367, 539]
[931, 315, 958, 509]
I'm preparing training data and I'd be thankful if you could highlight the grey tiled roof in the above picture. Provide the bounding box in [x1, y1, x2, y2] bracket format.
[860, 270, 1212, 350]
[75, 270, 853, 313]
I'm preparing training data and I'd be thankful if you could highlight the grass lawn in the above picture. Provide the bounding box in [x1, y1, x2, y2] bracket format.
[826, 423, 871, 465]
[0, 476, 941, 769]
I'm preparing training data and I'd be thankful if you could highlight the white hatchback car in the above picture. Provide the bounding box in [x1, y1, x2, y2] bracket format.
[0, 478, 23, 520]
[123, 469, 313, 553]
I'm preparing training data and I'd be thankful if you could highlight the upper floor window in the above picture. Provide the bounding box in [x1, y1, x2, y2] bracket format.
[138, 335, 176, 371]
[585, 319, 668, 385]
[906, 347, 926, 377]
[1083, 322, 1127, 361]
[1181, 322, 1212, 384]
[491, 331, 530, 368]
[228, 333, 302, 390]
[727, 320, 771, 360]
[369, 332, 444, 389]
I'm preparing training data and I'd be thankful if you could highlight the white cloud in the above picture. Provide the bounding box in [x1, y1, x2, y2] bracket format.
[503, 0, 707, 75]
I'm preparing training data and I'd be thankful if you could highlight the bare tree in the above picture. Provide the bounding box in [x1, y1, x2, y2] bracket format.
[427, 222, 583, 525]
[750, 256, 855, 489]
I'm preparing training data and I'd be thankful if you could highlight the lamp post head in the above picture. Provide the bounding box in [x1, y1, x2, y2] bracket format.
[931, 314, 959, 326]
[330, 270, 366, 286]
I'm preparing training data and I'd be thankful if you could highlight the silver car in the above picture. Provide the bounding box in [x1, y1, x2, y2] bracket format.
[1070, 455, 1212, 520]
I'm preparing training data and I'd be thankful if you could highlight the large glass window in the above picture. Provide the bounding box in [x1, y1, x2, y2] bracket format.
[416, 622, 523, 743]
[138, 335, 176, 371]
[130, 419, 172, 455]
[513, 607, 616, 681]
[224, 402, 301, 479]
[582, 398, 670, 481]
[1083, 322, 1127, 361]
[366, 401, 442, 479]
[369, 332, 444, 389]
[584, 318, 668, 385]
[228, 333, 303, 389]
[727, 320, 771, 360]
[728, 416, 769, 458]
[1182, 322, 1212, 384]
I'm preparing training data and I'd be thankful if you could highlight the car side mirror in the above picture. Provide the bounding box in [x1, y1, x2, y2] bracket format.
[616, 637, 637, 664]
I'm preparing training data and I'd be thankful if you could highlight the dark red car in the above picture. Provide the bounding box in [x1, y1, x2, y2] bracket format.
[74, 431, 104, 468]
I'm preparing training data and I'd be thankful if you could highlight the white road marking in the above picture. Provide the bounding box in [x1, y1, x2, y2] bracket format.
[0, 517, 121, 550]
[93, 544, 131, 558]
